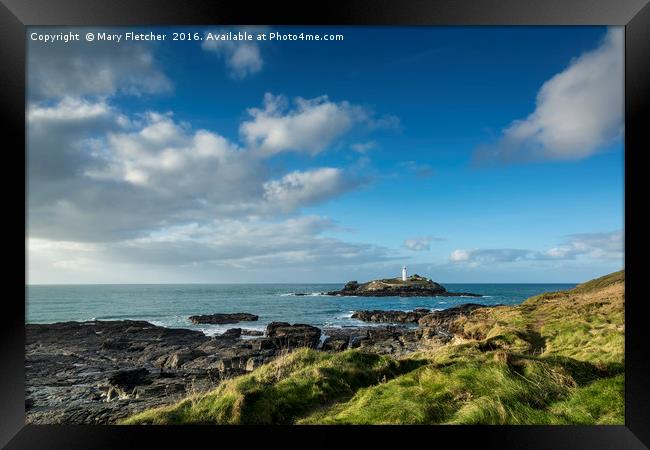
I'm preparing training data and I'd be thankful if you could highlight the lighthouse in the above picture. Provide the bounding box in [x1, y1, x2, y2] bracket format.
[402, 266, 407, 281]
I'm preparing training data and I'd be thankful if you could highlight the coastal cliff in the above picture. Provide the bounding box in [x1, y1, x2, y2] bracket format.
[326, 274, 482, 297]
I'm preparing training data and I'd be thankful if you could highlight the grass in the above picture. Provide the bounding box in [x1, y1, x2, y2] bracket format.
[123, 270, 624, 425]
[122, 349, 425, 424]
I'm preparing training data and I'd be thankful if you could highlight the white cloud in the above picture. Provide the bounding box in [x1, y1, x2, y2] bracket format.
[476, 28, 623, 163]
[403, 236, 443, 251]
[27, 94, 374, 243]
[28, 216, 399, 283]
[202, 28, 265, 79]
[28, 34, 172, 100]
[449, 248, 533, 266]
[109, 216, 388, 266]
[87, 112, 254, 194]
[542, 231, 624, 260]
[263, 168, 359, 212]
[240, 93, 370, 156]
[450, 230, 623, 266]
[449, 249, 470, 262]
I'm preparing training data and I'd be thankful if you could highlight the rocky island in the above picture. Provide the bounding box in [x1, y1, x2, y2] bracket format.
[326, 274, 482, 297]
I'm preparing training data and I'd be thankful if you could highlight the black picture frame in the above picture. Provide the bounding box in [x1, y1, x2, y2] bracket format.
[2, 0, 648, 448]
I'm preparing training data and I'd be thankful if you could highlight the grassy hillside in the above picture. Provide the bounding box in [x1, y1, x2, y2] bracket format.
[123, 270, 624, 425]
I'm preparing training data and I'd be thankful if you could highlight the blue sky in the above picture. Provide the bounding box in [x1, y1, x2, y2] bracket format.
[27, 26, 624, 283]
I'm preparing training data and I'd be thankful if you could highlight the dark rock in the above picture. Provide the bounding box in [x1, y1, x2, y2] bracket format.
[417, 303, 500, 341]
[321, 326, 418, 356]
[322, 337, 349, 351]
[188, 313, 259, 325]
[108, 368, 150, 391]
[351, 308, 431, 323]
[266, 322, 321, 349]
[250, 338, 276, 351]
[25, 320, 259, 425]
[221, 328, 242, 338]
[241, 329, 264, 336]
[164, 349, 207, 369]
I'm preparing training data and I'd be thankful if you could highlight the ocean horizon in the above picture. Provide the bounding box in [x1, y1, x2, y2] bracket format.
[27, 283, 576, 335]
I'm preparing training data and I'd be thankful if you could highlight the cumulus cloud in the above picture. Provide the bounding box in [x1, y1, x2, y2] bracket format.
[403, 236, 444, 251]
[450, 230, 623, 266]
[86, 112, 257, 195]
[27, 97, 128, 186]
[263, 168, 360, 212]
[27, 92, 376, 244]
[202, 28, 265, 78]
[240, 93, 372, 156]
[475, 28, 623, 163]
[28, 33, 172, 100]
[28, 104, 262, 241]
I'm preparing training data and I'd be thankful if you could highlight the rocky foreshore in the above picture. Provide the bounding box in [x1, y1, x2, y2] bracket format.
[326, 275, 482, 298]
[26, 303, 494, 424]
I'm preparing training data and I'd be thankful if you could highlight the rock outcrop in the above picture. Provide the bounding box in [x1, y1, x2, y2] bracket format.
[188, 313, 259, 324]
[326, 274, 482, 297]
[351, 308, 431, 323]
[26, 320, 286, 425]
[266, 322, 321, 349]
[416, 303, 494, 340]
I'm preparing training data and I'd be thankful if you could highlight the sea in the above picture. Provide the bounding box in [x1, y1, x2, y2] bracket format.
[26, 283, 575, 336]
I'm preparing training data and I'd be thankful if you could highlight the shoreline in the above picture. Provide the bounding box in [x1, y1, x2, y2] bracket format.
[25, 272, 623, 425]
[25, 303, 489, 424]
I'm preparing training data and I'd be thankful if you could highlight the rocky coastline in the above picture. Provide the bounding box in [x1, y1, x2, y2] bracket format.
[25, 303, 494, 424]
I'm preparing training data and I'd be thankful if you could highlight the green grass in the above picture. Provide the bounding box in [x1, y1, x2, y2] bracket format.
[122, 271, 625, 425]
[122, 349, 425, 424]
[571, 270, 624, 294]
[298, 351, 623, 425]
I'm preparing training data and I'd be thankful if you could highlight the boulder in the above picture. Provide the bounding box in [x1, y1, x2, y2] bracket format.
[221, 328, 242, 338]
[266, 322, 321, 349]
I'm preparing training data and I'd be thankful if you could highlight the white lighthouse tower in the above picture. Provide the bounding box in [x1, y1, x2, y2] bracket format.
[401, 266, 407, 281]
